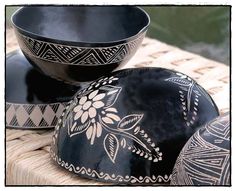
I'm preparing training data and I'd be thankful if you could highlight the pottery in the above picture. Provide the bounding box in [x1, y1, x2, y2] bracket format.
[51, 67, 219, 184]
[11, 6, 150, 84]
[171, 113, 230, 185]
[6, 50, 80, 129]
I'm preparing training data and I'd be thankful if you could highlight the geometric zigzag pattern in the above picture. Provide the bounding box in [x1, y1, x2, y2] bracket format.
[16, 32, 145, 66]
[170, 114, 230, 185]
[6, 102, 66, 129]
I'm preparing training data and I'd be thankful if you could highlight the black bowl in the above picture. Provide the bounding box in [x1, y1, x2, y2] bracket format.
[11, 6, 150, 84]
[51, 67, 219, 184]
[6, 50, 80, 129]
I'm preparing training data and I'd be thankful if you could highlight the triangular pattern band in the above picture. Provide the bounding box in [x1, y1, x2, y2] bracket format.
[16, 32, 145, 66]
[6, 102, 66, 129]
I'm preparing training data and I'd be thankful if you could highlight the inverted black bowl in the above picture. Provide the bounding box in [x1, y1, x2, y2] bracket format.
[51, 67, 219, 184]
[11, 6, 150, 84]
[6, 50, 80, 129]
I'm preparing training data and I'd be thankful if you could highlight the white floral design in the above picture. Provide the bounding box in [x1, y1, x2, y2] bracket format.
[69, 84, 122, 145]
[65, 76, 162, 163]
[73, 90, 105, 124]
[72, 89, 112, 145]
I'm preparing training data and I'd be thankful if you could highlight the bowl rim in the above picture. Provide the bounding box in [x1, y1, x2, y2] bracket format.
[11, 6, 150, 46]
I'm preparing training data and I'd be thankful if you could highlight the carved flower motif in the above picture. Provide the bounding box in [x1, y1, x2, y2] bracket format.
[73, 90, 105, 124]
[66, 83, 162, 163]
[70, 86, 122, 145]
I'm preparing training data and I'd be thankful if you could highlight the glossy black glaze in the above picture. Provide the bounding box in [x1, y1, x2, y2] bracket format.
[171, 113, 230, 185]
[11, 6, 150, 84]
[6, 50, 79, 104]
[51, 67, 219, 184]
[6, 50, 81, 129]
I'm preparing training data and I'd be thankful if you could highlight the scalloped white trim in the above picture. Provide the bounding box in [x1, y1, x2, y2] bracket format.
[50, 150, 171, 184]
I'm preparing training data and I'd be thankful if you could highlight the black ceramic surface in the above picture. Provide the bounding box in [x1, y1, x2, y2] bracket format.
[6, 50, 80, 129]
[11, 6, 150, 84]
[171, 113, 230, 185]
[51, 67, 219, 184]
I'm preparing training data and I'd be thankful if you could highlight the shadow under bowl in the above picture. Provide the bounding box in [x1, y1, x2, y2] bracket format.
[11, 6, 150, 84]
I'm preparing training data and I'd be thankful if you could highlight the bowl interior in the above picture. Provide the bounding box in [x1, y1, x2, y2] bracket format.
[12, 6, 149, 43]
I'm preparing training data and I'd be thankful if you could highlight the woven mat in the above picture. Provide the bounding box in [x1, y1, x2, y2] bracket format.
[6, 28, 230, 185]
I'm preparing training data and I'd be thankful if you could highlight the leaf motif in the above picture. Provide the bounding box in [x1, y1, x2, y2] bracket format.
[103, 133, 119, 163]
[69, 120, 91, 137]
[165, 77, 191, 86]
[117, 114, 143, 131]
[99, 85, 122, 108]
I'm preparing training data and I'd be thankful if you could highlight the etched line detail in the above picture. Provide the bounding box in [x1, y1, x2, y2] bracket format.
[52, 76, 162, 165]
[17, 32, 145, 66]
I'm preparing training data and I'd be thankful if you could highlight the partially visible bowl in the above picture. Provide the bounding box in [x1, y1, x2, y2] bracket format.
[171, 113, 230, 185]
[11, 6, 150, 84]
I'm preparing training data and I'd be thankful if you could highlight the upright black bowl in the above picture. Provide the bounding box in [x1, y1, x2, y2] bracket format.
[11, 6, 150, 84]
